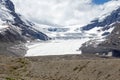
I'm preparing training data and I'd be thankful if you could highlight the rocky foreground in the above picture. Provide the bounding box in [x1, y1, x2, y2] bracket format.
[0, 55, 120, 80]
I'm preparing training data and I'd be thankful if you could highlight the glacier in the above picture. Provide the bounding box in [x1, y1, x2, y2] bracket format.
[25, 39, 89, 56]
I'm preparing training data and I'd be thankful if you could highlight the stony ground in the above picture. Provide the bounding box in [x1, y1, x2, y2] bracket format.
[0, 55, 120, 80]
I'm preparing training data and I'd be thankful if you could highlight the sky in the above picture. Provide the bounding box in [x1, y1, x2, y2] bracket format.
[11, 0, 120, 27]
[92, 0, 110, 4]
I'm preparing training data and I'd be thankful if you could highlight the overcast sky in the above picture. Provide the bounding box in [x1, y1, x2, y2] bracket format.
[11, 0, 120, 27]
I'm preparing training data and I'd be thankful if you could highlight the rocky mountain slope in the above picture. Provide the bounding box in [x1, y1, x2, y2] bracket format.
[99, 22, 120, 57]
[0, 0, 50, 56]
[0, 0, 49, 42]
[80, 7, 120, 57]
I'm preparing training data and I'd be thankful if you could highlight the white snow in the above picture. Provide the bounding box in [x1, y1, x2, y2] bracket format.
[84, 27, 103, 39]
[25, 39, 89, 56]
[0, 25, 9, 30]
[33, 23, 83, 38]
[85, 27, 101, 35]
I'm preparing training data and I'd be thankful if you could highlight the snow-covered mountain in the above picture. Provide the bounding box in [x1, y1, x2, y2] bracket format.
[0, 0, 49, 42]
[35, 8, 120, 40]
[0, 0, 50, 56]
[80, 7, 120, 57]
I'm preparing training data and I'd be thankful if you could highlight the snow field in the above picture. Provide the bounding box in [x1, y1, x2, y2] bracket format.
[25, 39, 89, 56]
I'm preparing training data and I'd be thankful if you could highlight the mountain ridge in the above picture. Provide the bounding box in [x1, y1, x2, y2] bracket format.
[0, 0, 50, 56]
[80, 7, 120, 57]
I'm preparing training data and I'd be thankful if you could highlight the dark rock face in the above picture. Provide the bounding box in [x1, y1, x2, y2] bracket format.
[80, 39, 111, 55]
[0, 0, 15, 12]
[82, 7, 120, 30]
[4, 0, 15, 12]
[100, 23, 120, 57]
[112, 50, 120, 57]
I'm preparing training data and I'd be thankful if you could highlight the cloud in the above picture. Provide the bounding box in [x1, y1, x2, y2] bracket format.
[11, 0, 120, 27]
